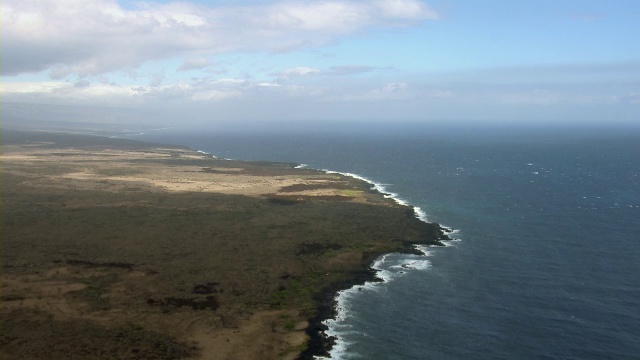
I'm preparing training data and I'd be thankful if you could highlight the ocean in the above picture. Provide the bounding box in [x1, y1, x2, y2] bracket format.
[127, 123, 640, 359]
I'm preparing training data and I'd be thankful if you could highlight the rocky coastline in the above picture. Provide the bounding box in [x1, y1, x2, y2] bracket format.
[2, 130, 449, 360]
[298, 221, 449, 359]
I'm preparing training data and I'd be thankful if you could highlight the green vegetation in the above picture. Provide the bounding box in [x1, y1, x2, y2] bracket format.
[339, 189, 364, 197]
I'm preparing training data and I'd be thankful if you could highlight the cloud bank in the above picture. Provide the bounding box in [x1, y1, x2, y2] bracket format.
[2, 0, 438, 77]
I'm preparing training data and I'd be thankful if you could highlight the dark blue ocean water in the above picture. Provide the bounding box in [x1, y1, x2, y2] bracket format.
[130, 124, 640, 359]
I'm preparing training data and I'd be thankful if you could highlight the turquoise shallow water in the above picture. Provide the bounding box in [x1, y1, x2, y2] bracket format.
[131, 124, 640, 359]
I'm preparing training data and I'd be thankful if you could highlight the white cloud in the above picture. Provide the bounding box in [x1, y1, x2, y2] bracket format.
[214, 78, 248, 85]
[1, 75, 255, 105]
[191, 89, 241, 101]
[271, 64, 385, 81]
[274, 66, 322, 80]
[2, 0, 439, 77]
[1, 81, 71, 94]
[258, 82, 282, 87]
[374, 0, 439, 20]
[259, 2, 366, 33]
[178, 57, 213, 71]
[74, 79, 91, 88]
[149, 72, 165, 87]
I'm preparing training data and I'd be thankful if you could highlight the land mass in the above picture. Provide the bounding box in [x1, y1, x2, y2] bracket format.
[1, 131, 447, 359]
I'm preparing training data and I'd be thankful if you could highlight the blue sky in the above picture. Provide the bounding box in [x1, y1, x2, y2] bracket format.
[2, 0, 639, 127]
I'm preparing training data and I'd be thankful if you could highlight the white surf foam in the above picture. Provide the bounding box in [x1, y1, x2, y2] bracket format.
[323, 170, 429, 223]
[392, 259, 431, 271]
[414, 245, 434, 256]
[196, 150, 218, 158]
[300, 168, 461, 359]
[318, 250, 436, 359]
[441, 238, 462, 247]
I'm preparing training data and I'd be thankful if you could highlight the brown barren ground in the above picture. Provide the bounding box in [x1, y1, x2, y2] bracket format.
[1, 131, 444, 359]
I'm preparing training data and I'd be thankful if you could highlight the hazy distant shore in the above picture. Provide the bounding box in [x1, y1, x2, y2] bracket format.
[1, 130, 447, 360]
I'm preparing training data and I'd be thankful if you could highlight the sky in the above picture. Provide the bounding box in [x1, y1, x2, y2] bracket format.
[2, 0, 639, 129]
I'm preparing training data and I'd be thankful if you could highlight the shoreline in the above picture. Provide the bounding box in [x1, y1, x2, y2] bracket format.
[124, 134, 454, 359]
[290, 167, 451, 359]
[171, 141, 453, 359]
[299, 225, 449, 359]
[2, 130, 450, 360]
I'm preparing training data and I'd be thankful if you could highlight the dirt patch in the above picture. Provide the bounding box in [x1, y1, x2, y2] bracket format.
[278, 181, 356, 192]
